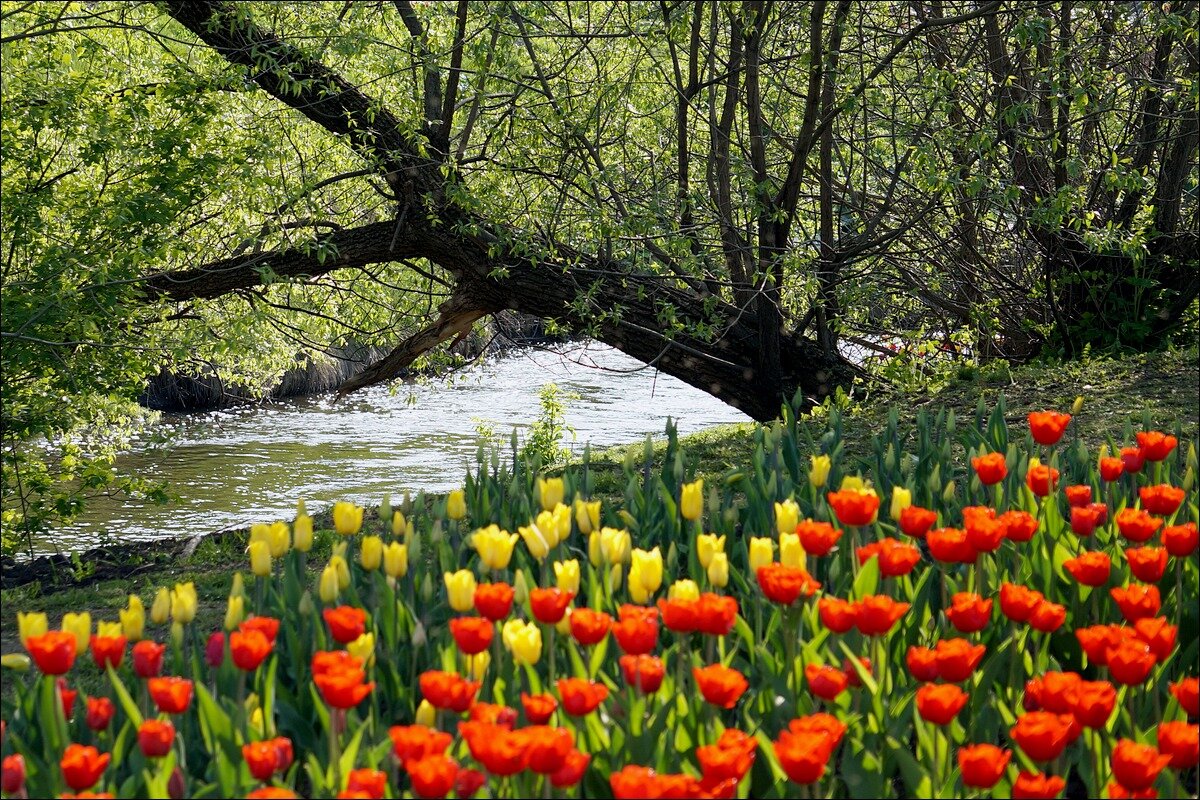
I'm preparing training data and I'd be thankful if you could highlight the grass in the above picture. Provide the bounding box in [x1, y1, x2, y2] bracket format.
[3, 345, 1196, 665]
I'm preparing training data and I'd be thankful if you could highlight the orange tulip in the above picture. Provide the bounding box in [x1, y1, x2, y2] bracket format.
[345, 768, 388, 799]
[1116, 508, 1164, 543]
[323, 606, 367, 644]
[611, 605, 659, 655]
[1106, 639, 1156, 686]
[1136, 431, 1178, 462]
[693, 664, 749, 709]
[529, 588, 574, 625]
[230, 628, 274, 671]
[946, 593, 992, 633]
[795, 520, 843, 556]
[556, 677, 608, 716]
[1111, 584, 1161, 622]
[694, 593, 738, 636]
[853, 595, 909, 636]
[1139, 484, 1185, 516]
[972, 453, 1008, 485]
[916, 684, 968, 725]
[89, 635, 126, 671]
[524, 726, 573, 775]
[25, 630, 77, 675]
[148, 676, 193, 714]
[138, 719, 175, 758]
[1001, 510, 1039, 542]
[388, 725, 453, 769]
[619, 654, 665, 694]
[927, 527, 975, 563]
[756, 564, 820, 605]
[1000, 583, 1045, 623]
[521, 692, 558, 724]
[1171, 677, 1199, 716]
[313, 650, 374, 709]
[818, 597, 857, 633]
[1026, 463, 1060, 497]
[1028, 411, 1071, 445]
[898, 506, 938, 539]
[934, 639, 986, 682]
[1157, 721, 1199, 769]
[805, 664, 849, 700]
[1010, 712, 1074, 762]
[449, 618, 494, 655]
[1163, 522, 1199, 556]
[906, 646, 939, 682]
[657, 597, 698, 633]
[407, 755, 459, 799]
[60, 744, 110, 791]
[958, 743, 1012, 789]
[568, 608, 612, 645]
[473, 583, 514, 621]
[826, 490, 880, 527]
[419, 671, 480, 713]
[1071, 680, 1116, 729]
[1011, 771, 1065, 799]
[1110, 739, 1171, 791]
[1064, 552, 1111, 587]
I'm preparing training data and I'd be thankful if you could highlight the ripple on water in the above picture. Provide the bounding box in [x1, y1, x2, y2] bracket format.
[46, 343, 750, 552]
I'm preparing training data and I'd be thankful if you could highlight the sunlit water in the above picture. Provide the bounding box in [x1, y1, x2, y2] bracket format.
[48, 343, 751, 553]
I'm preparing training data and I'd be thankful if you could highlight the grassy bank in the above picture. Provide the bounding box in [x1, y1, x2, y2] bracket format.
[3, 345, 1196, 663]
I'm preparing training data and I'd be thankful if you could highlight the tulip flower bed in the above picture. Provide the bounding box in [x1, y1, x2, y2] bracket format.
[1, 399, 1197, 799]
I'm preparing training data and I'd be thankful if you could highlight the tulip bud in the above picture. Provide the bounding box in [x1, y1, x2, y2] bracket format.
[942, 480, 957, 505]
[293, 514, 314, 552]
[230, 572, 245, 598]
[298, 591, 315, 617]
[249, 707, 264, 737]
[680, 479, 704, 521]
[151, 587, 171, 625]
[554, 560, 581, 595]
[574, 496, 601, 534]
[696, 534, 726, 569]
[416, 699, 436, 727]
[360, 535, 383, 571]
[17, 611, 48, 648]
[1, 653, 31, 671]
[168, 766, 186, 800]
[444, 570, 477, 612]
[780, 533, 805, 569]
[120, 595, 145, 642]
[170, 621, 185, 649]
[347, 632, 375, 666]
[588, 531, 602, 567]
[332, 501, 364, 536]
[466, 650, 490, 681]
[319, 564, 339, 604]
[610, 563, 623, 590]
[1071, 395, 1084, 415]
[890, 486, 912, 520]
[446, 490, 467, 521]
[380, 496, 392, 524]
[513, 569, 529, 604]
[61, 612, 92, 653]
[170, 583, 197, 624]
[223, 595, 245, 632]
[669, 579, 699, 601]
[412, 618, 427, 649]
[1183, 466, 1195, 494]
[885, 443, 897, 473]
[332, 555, 350, 590]
[383, 542, 409, 578]
[809, 455, 832, 488]
[749, 537, 774, 573]
[707, 552, 730, 588]
[774, 499, 800, 536]
[391, 510, 406, 537]
[267, 521, 289, 558]
[420, 573, 434, 605]
[431, 521, 444, 545]
[248, 540, 272, 577]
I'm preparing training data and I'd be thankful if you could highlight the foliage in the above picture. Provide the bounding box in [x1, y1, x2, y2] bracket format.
[519, 383, 578, 468]
[1, 396, 1197, 798]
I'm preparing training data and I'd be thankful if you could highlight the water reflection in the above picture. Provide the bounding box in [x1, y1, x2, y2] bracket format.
[52, 343, 750, 551]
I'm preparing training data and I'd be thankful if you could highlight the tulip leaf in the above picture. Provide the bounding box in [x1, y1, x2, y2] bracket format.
[339, 724, 365, 780]
[587, 635, 609, 679]
[890, 739, 931, 798]
[836, 640, 879, 696]
[853, 555, 880, 599]
[106, 663, 144, 727]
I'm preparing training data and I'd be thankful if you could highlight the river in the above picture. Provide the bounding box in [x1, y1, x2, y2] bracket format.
[50, 343, 750, 552]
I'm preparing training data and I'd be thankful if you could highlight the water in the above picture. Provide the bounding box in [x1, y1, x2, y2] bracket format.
[50, 343, 750, 552]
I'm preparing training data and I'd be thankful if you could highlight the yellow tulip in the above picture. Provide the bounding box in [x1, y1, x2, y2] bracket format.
[890, 486, 912, 520]
[249, 707, 265, 737]
[319, 563, 340, 603]
[17, 611, 48, 648]
[780, 533, 805, 569]
[628, 546, 667, 597]
[554, 559, 580, 595]
[749, 537, 774, 574]
[61, 612, 91, 653]
[391, 510, 407, 537]
[267, 521, 290, 558]
[360, 535, 383, 571]
[556, 609, 572, 636]
[502, 619, 542, 665]
[446, 490, 467, 521]
[383, 542, 409, 578]
[224, 594, 245, 631]
[669, 579, 699, 602]
[171, 583, 197, 624]
[696, 533, 726, 569]
[444, 569, 477, 612]
[680, 479, 704, 521]
[599, 527, 631, 565]
[120, 596, 145, 641]
[473, 525, 519, 571]
[774, 499, 800, 537]
[150, 587, 171, 625]
[610, 563, 623, 590]
[809, 454, 832, 488]
[513, 569, 529, 604]
[332, 555, 350, 590]
[533, 510, 559, 548]
[707, 552, 729, 588]
[588, 531, 602, 567]
[537, 477, 564, 512]
[347, 632, 375, 666]
[1, 654, 31, 671]
[519, 523, 552, 561]
[332, 501, 364, 535]
[249, 540, 272, 577]
[293, 514, 314, 552]
[97, 621, 122, 638]
[552, 503, 572, 543]
[574, 497, 601, 534]
[839, 475, 867, 492]
[416, 699, 437, 727]
[466, 650, 491, 681]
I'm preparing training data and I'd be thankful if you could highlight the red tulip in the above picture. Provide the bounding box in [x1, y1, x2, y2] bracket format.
[148, 677, 193, 714]
[1133, 617, 1177, 662]
[1106, 639, 1157, 686]
[1163, 522, 1199, 557]
[693, 664, 749, 709]
[1029, 600, 1067, 633]
[89, 635, 126, 671]
[1139, 485, 1185, 516]
[388, 725, 453, 768]
[1026, 463, 1060, 497]
[898, 506, 938, 539]
[695, 593, 739, 636]
[611, 605, 659, 655]
[313, 650, 374, 709]
[805, 664, 849, 700]
[1110, 739, 1171, 791]
[1028, 411, 1071, 445]
[85, 696, 115, 732]
[60, 744, 109, 791]
[946, 593, 992, 633]
[916, 684, 968, 725]
[657, 597, 699, 633]
[521, 692, 558, 724]
[550, 750, 590, 788]
[818, 597, 857, 633]
[826, 490, 880, 527]
[206, 631, 225, 668]
[934, 639, 986, 682]
[796, 520, 843, 556]
[1, 754, 24, 796]
[1072, 680, 1116, 729]
[1011, 771, 1066, 799]
[927, 527, 975, 563]
[853, 595, 909, 636]
[345, 768, 388, 799]
[1116, 508, 1164, 543]
[1171, 677, 1199, 717]
[1121, 447, 1145, 474]
[1010, 712, 1074, 762]
[1065, 484, 1093, 507]
[906, 646, 940, 682]
[132, 640, 165, 678]
[420, 671, 480, 713]
[958, 743, 1012, 789]
[972, 453, 1008, 485]
[1100, 457, 1124, 482]
[1064, 551, 1111, 587]
[1001, 510, 1039, 542]
[449, 617, 494, 655]
[756, 564, 820, 605]
[323, 606, 367, 644]
[619, 654, 665, 694]
[568, 608, 612, 645]
[25, 631, 77, 675]
[1111, 584, 1161, 622]
[231, 629, 274, 671]
[774, 729, 836, 785]
[407, 755, 458, 799]
[1157, 721, 1199, 769]
[1001, 583, 1045, 623]
[1070, 505, 1105, 537]
[524, 726, 573, 775]
[530, 588, 574, 625]
[556, 678, 608, 716]
[1136, 431, 1178, 462]
[473, 583, 514, 621]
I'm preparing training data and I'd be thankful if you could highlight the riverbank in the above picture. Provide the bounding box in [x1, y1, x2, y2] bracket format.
[2, 345, 1196, 657]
